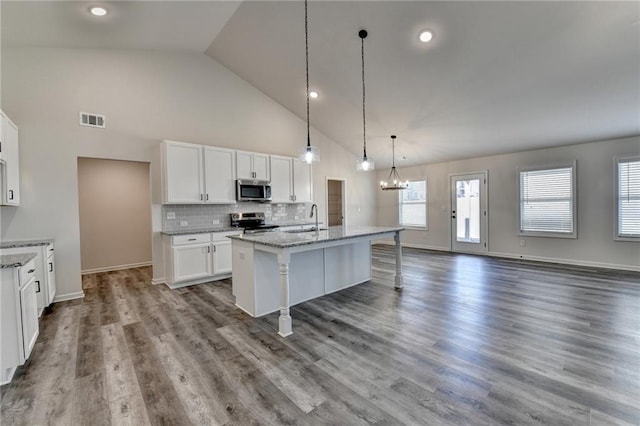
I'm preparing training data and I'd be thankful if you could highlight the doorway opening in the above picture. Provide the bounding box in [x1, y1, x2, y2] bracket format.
[450, 171, 488, 254]
[326, 178, 346, 227]
[77, 157, 152, 275]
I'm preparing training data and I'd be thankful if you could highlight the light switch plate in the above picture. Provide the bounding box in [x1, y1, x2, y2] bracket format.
[212, 219, 220, 225]
[167, 212, 176, 219]
[180, 221, 188, 227]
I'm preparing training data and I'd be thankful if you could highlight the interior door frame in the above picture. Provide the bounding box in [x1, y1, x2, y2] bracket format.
[449, 171, 488, 254]
[325, 177, 346, 227]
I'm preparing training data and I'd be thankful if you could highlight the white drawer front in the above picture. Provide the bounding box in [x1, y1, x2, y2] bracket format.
[19, 259, 36, 287]
[46, 244, 54, 259]
[172, 233, 212, 246]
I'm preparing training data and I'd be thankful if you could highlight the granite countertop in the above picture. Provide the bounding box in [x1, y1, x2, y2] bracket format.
[161, 227, 240, 236]
[228, 225, 404, 249]
[0, 239, 54, 249]
[161, 221, 323, 236]
[1, 252, 38, 269]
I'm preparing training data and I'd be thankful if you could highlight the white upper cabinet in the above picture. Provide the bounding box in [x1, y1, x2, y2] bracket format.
[292, 159, 312, 203]
[270, 155, 294, 203]
[268, 156, 312, 203]
[163, 140, 203, 204]
[203, 147, 236, 203]
[1, 110, 20, 206]
[236, 150, 270, 181]
[162, 141, 236, 204]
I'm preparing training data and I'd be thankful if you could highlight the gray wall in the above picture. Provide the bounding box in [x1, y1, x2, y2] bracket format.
[1, 46, 377, 299]
[377, 136, 640, 270]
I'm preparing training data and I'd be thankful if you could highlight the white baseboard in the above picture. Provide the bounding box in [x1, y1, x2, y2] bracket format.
[373, 242, 639, 272]
[1, 367, 17, 385]
[488, 251, 640, 272]
[151, 277, 166, 286]
[53, 291, 85, 303]
[373, 241, 450, 252]
[81, 261, 152, 275]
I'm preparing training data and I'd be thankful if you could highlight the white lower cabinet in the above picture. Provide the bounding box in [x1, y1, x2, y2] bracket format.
[173, 243, 212, 282]
[0, 242, 57, 315]
[212, 240, 233, 274]
[1, 258, 39, 384]
[163, 231, 240, 289]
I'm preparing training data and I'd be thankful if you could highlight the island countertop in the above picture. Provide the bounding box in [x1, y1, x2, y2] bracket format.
[228, 225, 403, 249]
[1, 252, 38, 269]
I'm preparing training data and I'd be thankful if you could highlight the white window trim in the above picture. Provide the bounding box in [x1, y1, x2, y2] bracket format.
[399, 178, 428, 230]
[517, 161, 577, 239]
[614, 155, 640, 242]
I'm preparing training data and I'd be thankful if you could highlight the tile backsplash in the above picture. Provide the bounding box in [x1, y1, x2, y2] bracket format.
[161, 203, 310, 231]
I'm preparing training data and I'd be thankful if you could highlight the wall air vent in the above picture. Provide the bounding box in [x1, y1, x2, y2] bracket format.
[79, 112, 105, 128]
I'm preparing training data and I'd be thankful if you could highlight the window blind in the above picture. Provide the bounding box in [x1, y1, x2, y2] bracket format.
[520, 167, 574, 234]
[400, 180, 427, 227]
[618, 159, 640, 237]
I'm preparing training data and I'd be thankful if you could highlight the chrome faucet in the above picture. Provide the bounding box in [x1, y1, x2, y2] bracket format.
[310, 203, 319, 231]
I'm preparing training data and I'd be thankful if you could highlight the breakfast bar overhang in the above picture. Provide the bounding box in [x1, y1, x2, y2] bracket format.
[229, 226, 404, 337]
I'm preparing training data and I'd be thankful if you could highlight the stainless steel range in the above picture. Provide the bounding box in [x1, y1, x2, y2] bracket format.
[230, 212, 280, 234]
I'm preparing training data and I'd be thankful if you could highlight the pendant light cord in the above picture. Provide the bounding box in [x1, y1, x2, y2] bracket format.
[305, 0, 311, 148]
[361, 33, 367, 159]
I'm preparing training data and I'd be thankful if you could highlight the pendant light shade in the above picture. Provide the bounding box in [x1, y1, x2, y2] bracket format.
[298, 0, 320, 164]
[380, 135, 408, 190]
[356, 29, 374, 172]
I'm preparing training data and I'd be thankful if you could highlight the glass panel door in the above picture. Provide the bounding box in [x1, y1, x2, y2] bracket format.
[451, 172, 487, 253]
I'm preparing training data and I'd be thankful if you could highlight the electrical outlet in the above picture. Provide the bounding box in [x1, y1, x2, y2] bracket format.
[167, 212, 176, 219]
[295, 216, 299, 220]
[519, 240, 526, 247]
[180, 221, 188, 227]
[212, 219, 220, 225]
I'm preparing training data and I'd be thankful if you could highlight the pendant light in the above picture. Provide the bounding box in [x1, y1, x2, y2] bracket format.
[380, 135, 408, 190]
[298, 0, 319, 164]
[356, 29, 374, 171]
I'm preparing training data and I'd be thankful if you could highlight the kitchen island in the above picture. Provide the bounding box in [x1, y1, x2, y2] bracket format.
[229, 225, 404, 337]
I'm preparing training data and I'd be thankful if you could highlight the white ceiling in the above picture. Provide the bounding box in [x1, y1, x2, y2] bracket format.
[2, 1, 639, 168]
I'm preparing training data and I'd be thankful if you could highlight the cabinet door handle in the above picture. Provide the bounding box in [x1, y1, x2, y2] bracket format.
[8, 189, 13, 200]
[49, 262, 53, 272]
[35, 280, 41, 293]
[188, 238, 197, 241]
[200, 194, 203, 201]
[213, 245, 216, 253]
[206, 194, 209, 201]
[207, 246, 210, 253]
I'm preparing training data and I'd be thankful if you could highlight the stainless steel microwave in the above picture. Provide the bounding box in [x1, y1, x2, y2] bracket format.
[236, 180, 272, 202]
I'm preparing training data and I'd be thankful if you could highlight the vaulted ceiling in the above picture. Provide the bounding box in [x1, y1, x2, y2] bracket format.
[3, 1, 639, 168]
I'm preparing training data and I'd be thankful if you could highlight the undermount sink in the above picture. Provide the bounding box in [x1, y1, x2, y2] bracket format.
[282, 227, 327, 233]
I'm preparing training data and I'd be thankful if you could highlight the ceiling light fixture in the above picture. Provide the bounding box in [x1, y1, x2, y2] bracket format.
[309, 91, 319, 99]
[419, 30, 433, 43]
[298, 0, 320, 164]
[380, 135, 408, 190]
[90, 6, 108, 16]
[356, 29, 374, 172]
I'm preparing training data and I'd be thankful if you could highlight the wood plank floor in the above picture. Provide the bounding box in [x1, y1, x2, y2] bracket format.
[2, 246, 639, 425]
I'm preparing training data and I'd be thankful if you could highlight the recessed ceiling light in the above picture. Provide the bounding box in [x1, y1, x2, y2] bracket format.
[90, 6, 108, 17]
[419, 30, 433, 43]
[309, 91, 319, 99]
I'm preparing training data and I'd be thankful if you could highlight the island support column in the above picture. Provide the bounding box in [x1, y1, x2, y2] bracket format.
[394, 230, 404, 289]
[277, 251, 293, 337]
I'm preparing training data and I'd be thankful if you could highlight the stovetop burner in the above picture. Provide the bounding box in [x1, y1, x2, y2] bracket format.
[230, 212, 280, 234]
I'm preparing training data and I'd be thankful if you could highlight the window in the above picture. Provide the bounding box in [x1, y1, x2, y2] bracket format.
[519, 163, 576, 237]
[616, 157, 640, 239]
[399, 180, 427, 228]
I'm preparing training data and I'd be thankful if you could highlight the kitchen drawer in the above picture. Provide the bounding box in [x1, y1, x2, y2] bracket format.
[211, 231, 242, 242]
[172, 233, 212, 246]
[46, 243, 54, 258]
[19, 259, 36, 287]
